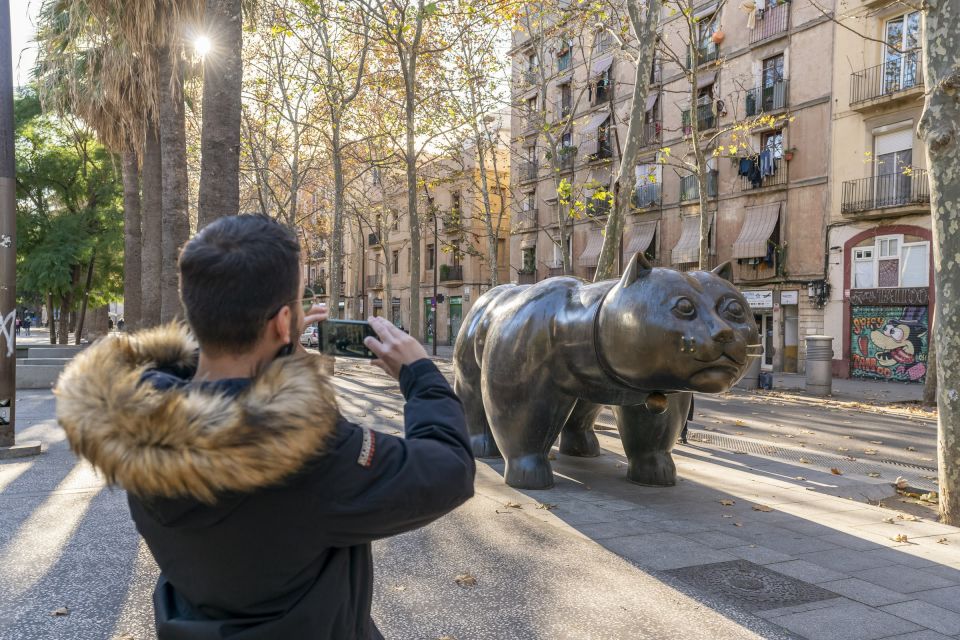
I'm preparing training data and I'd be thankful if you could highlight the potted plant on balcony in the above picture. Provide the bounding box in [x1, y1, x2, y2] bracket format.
[783, 147, 796, 162]
[439, 264, 451, 281]
[711, 29, 725, 44]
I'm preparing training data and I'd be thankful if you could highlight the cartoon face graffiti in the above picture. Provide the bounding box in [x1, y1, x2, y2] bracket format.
[870, 319, 927, 381]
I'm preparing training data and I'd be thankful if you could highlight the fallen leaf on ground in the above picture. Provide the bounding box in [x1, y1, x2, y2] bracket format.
[722, 514, 733, 518]
[830, 468, 843, 475]
[938, 538, 949, 544]
[893, 534, 909, 543]
[752, 505, 773, 512]
[795, 476, 806, 481]
[733, 522, 743, 527]
[897, 513, 920, 521]
[868, 472, 881, 478]
[798, 458, 810, 464]
[837, 447, 849, 452]
[393, 585, 407, 592]
[734, 431, 745, 435]
[870, 440, 883, 445]
[536, 503, 556, 510]
[864, 449, 878, 455]
[906, 446, 917, 451]
[438, 636, 458, 640]
[503, 501, 522, 509]
[919, 492, 938, 503]
[719, 499, 735, 506]
[883, 517, 896, 524]
[844, 435, 852, 439]
[454, 574, 477, 588]
[51, 608, 69, 617]
[735, 420, 745, 426]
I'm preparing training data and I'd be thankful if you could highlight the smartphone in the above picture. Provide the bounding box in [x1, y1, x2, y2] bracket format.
[318, 320, 378, 359]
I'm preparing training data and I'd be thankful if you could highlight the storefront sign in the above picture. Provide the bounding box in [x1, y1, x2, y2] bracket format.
[850, 305, 928, 383]
[373, 298, 383, 308]
[742, 290, 773, 309]
[780, 290, 799, 305]
[849, 288, 928, 307]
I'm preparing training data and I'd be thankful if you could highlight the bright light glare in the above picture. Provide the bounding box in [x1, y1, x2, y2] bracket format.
[195, 35, 212, 57]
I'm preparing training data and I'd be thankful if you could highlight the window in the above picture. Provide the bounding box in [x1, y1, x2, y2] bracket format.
[597, 119, 613, 158]
[526, 51, 538, 72]
[559, 83, 572, 117]
[635, 162, 662, 206]
[696, 13, 720, 62]
[372, 167, 382, 186]
[392, 211, 400, 231]
[392, 250, 399, 275]
[884, 12, 921, 93]
[874, 127, 913, 207]
[592, 68, 612, 104]
[853, 236, 929, 289]
[521, 247, 536, 272]
[498, 239, 508, 267]
[762, 54, 785, 87]
[552, 235, 572, 266]
[526, 96, 538, 115]
[426, 244, 435, 270]
[451, 192, 461, 215]
[561, 131, 572, 149]
[762, 130, 783, 160]
[853, 248, 875, 288]
[557, 39, 572, 71]
[594, 29, 612, 53]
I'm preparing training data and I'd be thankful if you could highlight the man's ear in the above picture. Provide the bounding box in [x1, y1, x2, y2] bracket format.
[272, 305, 293, 345]
[712, 261, 734, 283]
[621, 251, 654, 286]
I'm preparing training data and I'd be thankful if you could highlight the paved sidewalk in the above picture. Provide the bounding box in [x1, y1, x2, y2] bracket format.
[3, 360, 960, 639]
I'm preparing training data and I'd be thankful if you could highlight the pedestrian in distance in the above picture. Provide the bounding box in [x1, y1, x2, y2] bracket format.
[15, 317, 20, 336]
[23, 316, 31, 337]
[54, 214, 476, 640]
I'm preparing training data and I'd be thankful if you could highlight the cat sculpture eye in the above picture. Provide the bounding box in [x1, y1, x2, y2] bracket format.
[673, 297, 696, 318]
[720, 298, 746, 321]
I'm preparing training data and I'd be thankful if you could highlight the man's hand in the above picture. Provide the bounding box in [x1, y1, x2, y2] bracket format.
[364, 316, 429, 380]
[303, 303, 329, 330]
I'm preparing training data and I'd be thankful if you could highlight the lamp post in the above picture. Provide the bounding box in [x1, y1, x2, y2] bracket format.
[0, 0, 40, 459]
[432, 207, 438, 357]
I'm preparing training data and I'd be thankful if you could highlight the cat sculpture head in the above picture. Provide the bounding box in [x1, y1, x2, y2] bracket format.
[595, 252, 760, 394]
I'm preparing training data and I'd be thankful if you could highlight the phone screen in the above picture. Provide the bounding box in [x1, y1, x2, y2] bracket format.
[318, 320, 378, 359]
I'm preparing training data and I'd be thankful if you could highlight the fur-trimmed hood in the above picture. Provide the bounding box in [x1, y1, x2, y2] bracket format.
[54, 324, 339, 503]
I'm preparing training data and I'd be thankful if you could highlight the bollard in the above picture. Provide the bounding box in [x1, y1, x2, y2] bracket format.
[804, 335, 834, 396]
[736, 355, 762, 390]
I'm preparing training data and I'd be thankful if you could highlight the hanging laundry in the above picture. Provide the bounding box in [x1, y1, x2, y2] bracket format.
[738, 157, 753, 177]
[740, 0, 758, 29]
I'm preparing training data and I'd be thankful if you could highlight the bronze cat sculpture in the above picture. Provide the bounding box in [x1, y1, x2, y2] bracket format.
[453, 252, 759, 490]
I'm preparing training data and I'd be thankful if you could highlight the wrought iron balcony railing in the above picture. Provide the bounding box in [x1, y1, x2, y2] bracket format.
[751, 1, 790, 45]
[850, 52, 923, 105]
[745, 80, 789, 116]
[841, 169, 930, 213]
[679, 170, 719, 201]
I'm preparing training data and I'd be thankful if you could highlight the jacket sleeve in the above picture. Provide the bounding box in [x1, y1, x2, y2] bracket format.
[312, 359, 476, 547]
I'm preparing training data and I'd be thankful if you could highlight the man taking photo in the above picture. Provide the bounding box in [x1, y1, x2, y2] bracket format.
[55, 214, 476, 639]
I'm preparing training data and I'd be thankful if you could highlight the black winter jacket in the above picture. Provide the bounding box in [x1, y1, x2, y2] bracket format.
[54, 324, 475, 639]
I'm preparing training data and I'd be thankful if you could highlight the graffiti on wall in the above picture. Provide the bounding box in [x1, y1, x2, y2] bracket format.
[851, 305, 928, 382]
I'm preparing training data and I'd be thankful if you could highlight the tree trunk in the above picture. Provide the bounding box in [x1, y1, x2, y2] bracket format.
[159, 48, 191, 323]
[141, 123, 163, 327]
[74, 252, 95, 345]
[919, 0, 960, 525]
[197, 0, 242, 229]
[46, 292, 55, 344]
[595, 0, 661, 281]
[923, 320, 937, 406]
[121, 147, 142, 330]
[57, 294, 72, 345]
[330, 118, 345, 319]
[405, 80, 421, 338]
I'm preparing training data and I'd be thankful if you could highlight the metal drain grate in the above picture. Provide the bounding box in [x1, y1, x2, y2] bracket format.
[665, 560, 840, 612]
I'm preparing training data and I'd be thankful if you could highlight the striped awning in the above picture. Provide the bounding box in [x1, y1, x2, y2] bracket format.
[645, 93, 659, 113]
[578, 111, 610, 156]
[591, 54, 614, 78]
[697, 71, 717, 90]
[625, 221, 658, 256]
[521, 233, 537, 248]
[578, 228, 605, 267]
[732, 202, 781, 259]
[672, 215, 704, 264]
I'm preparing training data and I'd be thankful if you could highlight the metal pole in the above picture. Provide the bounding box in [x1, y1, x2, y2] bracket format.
[432, 209, 437, 356]
[0, 0, 40, 458]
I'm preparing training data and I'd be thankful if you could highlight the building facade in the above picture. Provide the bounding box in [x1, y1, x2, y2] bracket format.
[509, 0, 839, 374]
[823, 1, 931, 383]
[330, 149, 511, 347]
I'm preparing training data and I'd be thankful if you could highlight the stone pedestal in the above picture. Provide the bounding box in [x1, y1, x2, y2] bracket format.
[0, 441, 43, 459]
[804, 335, 834, 396]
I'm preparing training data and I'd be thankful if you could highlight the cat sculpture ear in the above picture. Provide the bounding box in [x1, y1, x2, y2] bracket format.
[621, 251, 654, 286]
[712, 261, 734, 283]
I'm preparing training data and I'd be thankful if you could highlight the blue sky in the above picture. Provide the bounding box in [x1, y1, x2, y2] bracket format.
[10, 0, 40, 87]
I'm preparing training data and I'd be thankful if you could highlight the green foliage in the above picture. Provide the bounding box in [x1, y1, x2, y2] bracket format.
[14, 87, 124, 310]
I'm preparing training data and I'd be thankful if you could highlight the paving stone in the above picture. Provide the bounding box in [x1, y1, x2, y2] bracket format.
[880, 600, 960, 636]
[818, 578, 913, 607]
[861, 547, 942, 570]
[913, 585, 960, 614]
[854, 565, 956, 594]
[747, 531, 843, 556]
[919, 564, 960, 583]
[766, 559, 848, 584]
[818, 532, 887, 551]
[600, 533, 736, 571]
[574, 519, 660, 540]
[879, 631, 955, 640]
[755, 597, 852, 620]
[765, 601, 922, 640]
[797, 548, 892, 574]
[726, 545, 795, 565]
[682, 530, 752, 549]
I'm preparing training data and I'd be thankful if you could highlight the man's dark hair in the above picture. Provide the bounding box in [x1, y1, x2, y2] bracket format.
[179, 215, 301, 354]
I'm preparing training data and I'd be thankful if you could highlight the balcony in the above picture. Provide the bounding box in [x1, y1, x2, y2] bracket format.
[741, 167, 787, 190]
[841, 169, 930, 215]
[750, 1, 790, 45]
[640, 121, 662, 147]
[633, 182, 662, 208]
[442, 211, 462, 232]
[439, 264, 464, 283]
[366, 274, 384, 289]
[367, 232, 381, 246]
[682, 102, 717, 136]
[521, 69, 538, 85]
[519, 160, 539, 183]
[745, 80, 789, 116]
[850, 52, 923, 108]
[518, 270, 537, 284]
[557, 147, 576, 170]
[680, 171, 719, 202]
[687, 44, 719, 69]
[595, 139, 614, 160]
[518, 208, 538, 227]
[548, 265, 566, 278]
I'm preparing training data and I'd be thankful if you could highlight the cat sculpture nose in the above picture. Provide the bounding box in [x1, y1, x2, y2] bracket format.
[711, 325, 735, 344]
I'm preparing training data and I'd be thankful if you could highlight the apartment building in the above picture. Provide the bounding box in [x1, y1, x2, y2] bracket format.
[509, 0, 838, 374]
[331, 148, 511, 346]
[823, 3, 931, 383]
